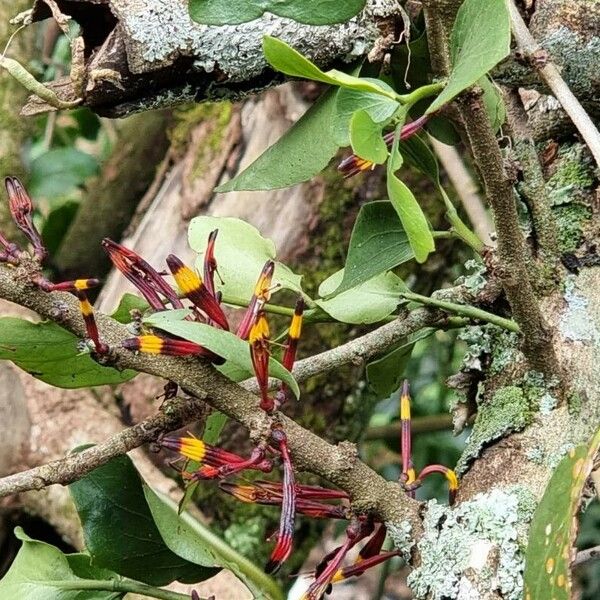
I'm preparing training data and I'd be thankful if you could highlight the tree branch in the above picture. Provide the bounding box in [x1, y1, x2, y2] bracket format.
[507, 0, 600, 168]
[0, 261, 422, 532]
[0, 395, 202, 498]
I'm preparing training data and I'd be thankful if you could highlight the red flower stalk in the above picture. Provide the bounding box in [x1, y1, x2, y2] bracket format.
[219, 482, 349, 520]
[236, 260, 275, 339]
[249, 310, 273, 413]
[4, 176, 46, 260]
[122, 334, 214, 358]
[0, 229, 19, 263]
[102, 238, 183, 311]
[76, 291, 108, 354]
[304, 519, 374, 600]
[329, 551, 400, 585]
[161, 435, 272, 478]
[203, 229, 219, 298]
[357, 523, 387, 561]
[337, 115, 430, 178]
[265, 426, 296, 574]
[274, 297, 304, 411]
[411, 464, 459, 505]
[166, 254, 229, 330]
[400, 380, 416, 494]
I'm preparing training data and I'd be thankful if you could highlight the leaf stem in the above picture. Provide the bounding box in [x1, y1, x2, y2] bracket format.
[397, 82, 445, 106]
[438, 186, 485, 252]
[221, 293, 296, 317]
[400, 291, 520, 332]
[53, 578, 194, 600]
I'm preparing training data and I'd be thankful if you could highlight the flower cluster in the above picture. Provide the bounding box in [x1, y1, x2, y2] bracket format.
[1, 178, 458, 599]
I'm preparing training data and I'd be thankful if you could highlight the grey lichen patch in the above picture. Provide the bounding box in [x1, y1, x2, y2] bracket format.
[109, 0, 397, 77]
[560, 276, 600, 343]
[541, 26, 600, 105]
[456, 259, 488, 295]
[458, 325, 523, 375]
[457, 386, 532, 474]
[386, 520, 414, 561]
[407, 487, 536, 600]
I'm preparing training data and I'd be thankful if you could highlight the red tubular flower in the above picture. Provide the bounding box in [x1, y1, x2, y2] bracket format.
[400, 380, 416, 495]
[37, 278, 100, 293]
[236, 260, 275, 340]
[303, 519, 374, 600]
[4, 176, 46, 260]
[257, 481, 349, 501]
[249, 310, 273, 413]
[161, 435, 272, 479]
[76, 290, 108, 354]
[265, 426, 296, 574]
[338, 115, 430, 178]
[203, 229, 219, 298]
[166, 254, 229, 330]
[414, 464, 459, 505]
[122, 334, 214, 358]
[102, 238, 183, 310]
[275, 297, 304, 411]
[329, 551, 400, 585]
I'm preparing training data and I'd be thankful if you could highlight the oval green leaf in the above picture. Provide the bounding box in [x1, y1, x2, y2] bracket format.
[216, 88, 339, 192]
[0, 528, 122, 600]
[524, 428, 600, 600]
[188, 215, 304, 301]
[330, 201, 414, 297]
[189, 0, 366, 26]
[69, 454, 219, 586]
[0, 317, 136, 388]
[427, 0, 510, 113]
[317, 268, 406, 324]
[350, 110, 388, 164]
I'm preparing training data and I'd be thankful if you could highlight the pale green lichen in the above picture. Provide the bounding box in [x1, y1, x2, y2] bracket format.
[386, 520, 414, 561]
[456, 259, 488, 295]
[457, 386, 532, 474]
[560, 276, 600, 343]
[458, 325, 522, 375]
[109, 0, 396, 76]
[407, 487, 536, 600]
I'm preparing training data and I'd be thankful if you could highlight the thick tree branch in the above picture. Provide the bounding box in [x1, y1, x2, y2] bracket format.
[0, 261, 422, 533]
[423, 1, 561, 379]
[507, 0, 600, 167]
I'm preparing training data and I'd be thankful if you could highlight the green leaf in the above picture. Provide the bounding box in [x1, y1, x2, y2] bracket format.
[188, 216, 304, 300]
[426, 0, 510, 113]
[479, 76, 506, 133]
[109, 293, 150, 324]
[398, 135, 440, 185]
[331, 201, 414, 296]
[425, 115, 461, 145]
[0, 527, 122, 599]
[263, 37, 397, 98]
[29, 148, 98, 199]
[69, 454, 219, 586]
[333, 84, 400, 146]
[189, 0, 366, 26]
[350, 110, 388, 164]
[144, 310, 300, 398]
[0, 317, 136, 388]
[387, 171, 434, 264]
[316, 269, 405, 324]
[524, 428, 600, 600]
[216, 88, 338, 191]
[41, 199, 79, 255]
[366, 328, 435, 397]
[144, 488, 283, 600]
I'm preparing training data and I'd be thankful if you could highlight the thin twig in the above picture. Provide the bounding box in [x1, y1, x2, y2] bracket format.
[507, 0, 600, 167]
[573, 545, 600, 569]
[0, 396, 204, 498]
